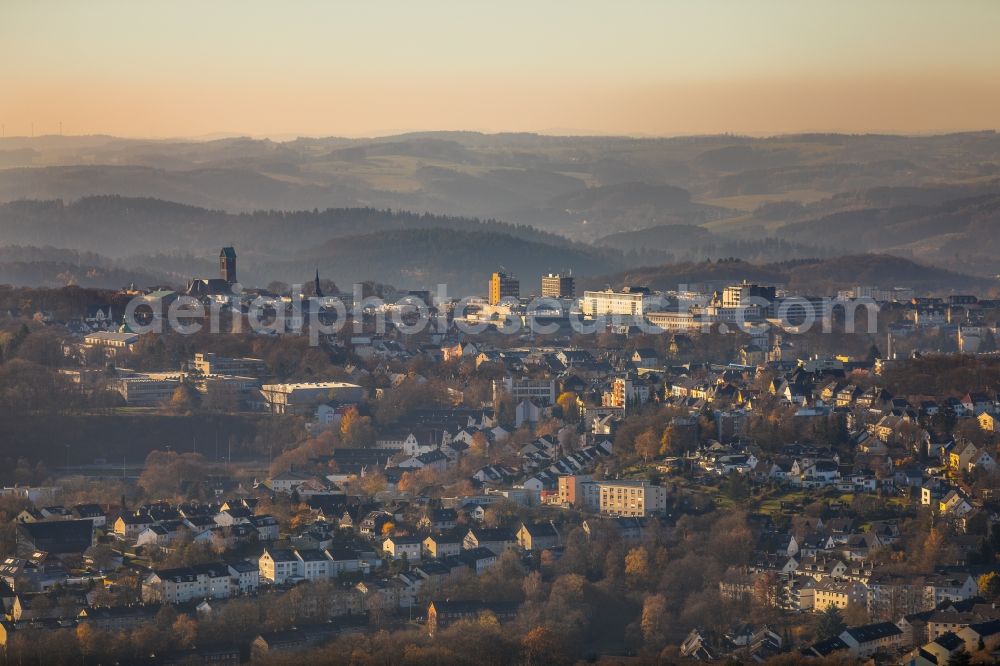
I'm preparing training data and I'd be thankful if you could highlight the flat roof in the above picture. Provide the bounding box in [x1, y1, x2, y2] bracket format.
[262, 382, 361, 391]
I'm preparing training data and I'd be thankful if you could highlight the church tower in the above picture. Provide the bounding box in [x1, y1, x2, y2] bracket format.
[220, 247, 237, 283]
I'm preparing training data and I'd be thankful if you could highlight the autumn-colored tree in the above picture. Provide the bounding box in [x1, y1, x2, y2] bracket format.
[164, 383, 198, 414]
[470, 431, 490, 457]
[360, 471, 388, 497]
[660, 421, 696, 456]
[289, 509, 313, 531]
[624, 546, 651, 588]
[635, 428, 660, 461]
[172, 613, 198, 649]
[77, 623, 113, 662]
[547, 574, 587, 616]
[397, 471, 419, 494]
[978, 571, 1000, 601]
[340, 406, 375, 447]
[138, 450, 211, 500]
[521, 626, 570, 666]
[484, 499, 520, 528]
[660, 424, 677, 456]
[522, 570, 544, 602]
[640, 593, 668, 647]
[919, 527, 957, 571]
[556, 391, 580, 422]
[340, 406, 360, 439]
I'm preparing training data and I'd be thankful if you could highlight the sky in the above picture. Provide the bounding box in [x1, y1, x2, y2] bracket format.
[2, 0, 1000, 139]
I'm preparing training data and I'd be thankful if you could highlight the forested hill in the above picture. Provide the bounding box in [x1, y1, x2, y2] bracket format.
[0, 197, 626, 290]
[583, 254, 996, 296]
[0, 196, 579, 258]
[265, 228, 623, 292]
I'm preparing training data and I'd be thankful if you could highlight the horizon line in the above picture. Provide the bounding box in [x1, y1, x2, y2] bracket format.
[1, 127, 998, 144]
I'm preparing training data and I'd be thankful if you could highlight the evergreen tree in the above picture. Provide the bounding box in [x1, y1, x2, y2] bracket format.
[947, 649, 971, 666]
[815, 605, 846, 641]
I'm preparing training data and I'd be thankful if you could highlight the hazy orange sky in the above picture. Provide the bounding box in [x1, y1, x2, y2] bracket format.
[3, 0, 1000, 138]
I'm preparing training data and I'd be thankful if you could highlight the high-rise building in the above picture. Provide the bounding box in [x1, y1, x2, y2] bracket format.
[603, 376, 650, 409]
[719, 281, 775, 308]
[220, 247, 237, 284]
[541, 273, 575, 299]
[489, 271, 520, 305]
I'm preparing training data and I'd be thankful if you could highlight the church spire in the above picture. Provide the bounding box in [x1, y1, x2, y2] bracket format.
[314, 267, 323, 298]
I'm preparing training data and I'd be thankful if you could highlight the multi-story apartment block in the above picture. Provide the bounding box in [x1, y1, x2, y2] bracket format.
[603, 376, 651, 409]
[557, 474, 599, 509]
[142, 562, 246, 603]
[259, 547, 362, 584]
[813, 579, 867, 611]
[597, 481, 667, 517]
[493, 376, 557, 406]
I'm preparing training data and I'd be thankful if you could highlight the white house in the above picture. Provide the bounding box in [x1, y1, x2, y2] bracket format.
[382, 536, 423, 561]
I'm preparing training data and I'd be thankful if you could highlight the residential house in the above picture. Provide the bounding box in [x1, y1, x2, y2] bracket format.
[418, 509, 458, 532]
[838, 622, 905, 658]
[455, 547, 498, 574]
[422, 534, 463, 559]
[248, 514, 280, 542]
[114, 513, 154, 540]
[382, 536, 422, 561]
[813, 579, 868, 611]
[136, 520, 187, 548]
[226, 559, 260, 595]
[515, 522, 560, 551]
[258, 548, 302, 585]
[71, 504, 107, 528]
[463, 527, 516, 554]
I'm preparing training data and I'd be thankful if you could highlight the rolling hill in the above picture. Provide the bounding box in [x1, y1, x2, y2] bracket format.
[0, 195, 582, 257]
[6, 131, 1000, 243]
[583, 254, 995, 296]
[0, 197, 626, 291]
[270, 228, 624, 293]
[5, 132, 1000, 285]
